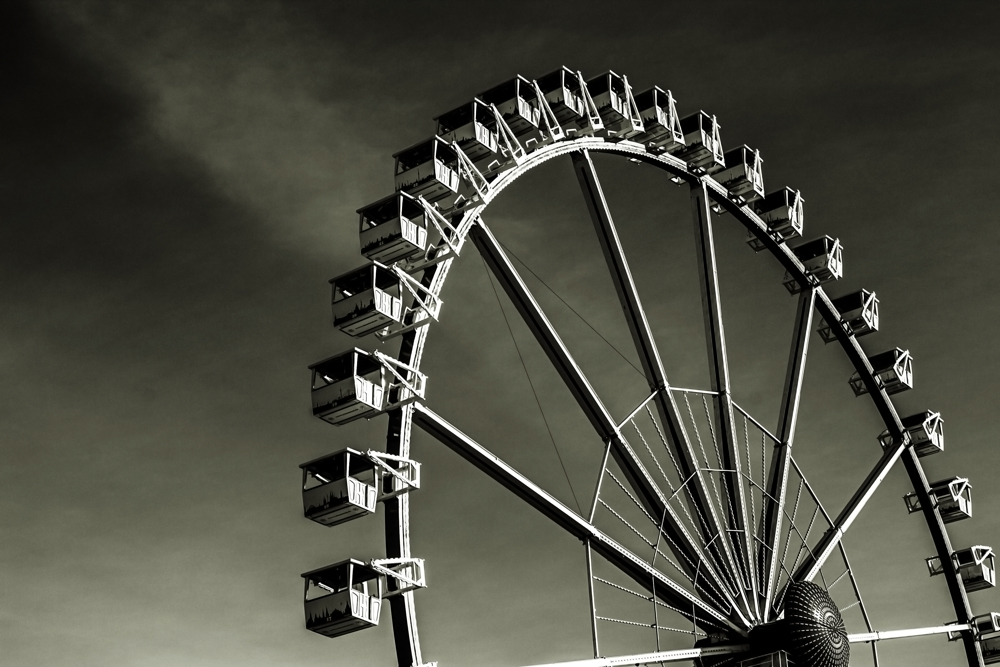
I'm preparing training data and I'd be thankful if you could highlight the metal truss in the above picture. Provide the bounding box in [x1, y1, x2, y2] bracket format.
[303, 68, 991, 667]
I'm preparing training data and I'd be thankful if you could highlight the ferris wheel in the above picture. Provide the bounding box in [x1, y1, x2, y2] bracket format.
[298, 67, 999, 667]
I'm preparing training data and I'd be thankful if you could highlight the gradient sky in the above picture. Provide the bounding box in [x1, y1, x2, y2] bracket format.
[4, 2, 1000, 666]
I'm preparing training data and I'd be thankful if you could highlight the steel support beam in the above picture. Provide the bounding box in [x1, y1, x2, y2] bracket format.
[691, 179, 757, 620]
[570, 151, 666, 400]
[469, 217, 748, 626]
[791, 438, 907, 584]
[585, 541, 600, 659]
[470, 218, 616, 441]
[849, 624, 971, 644]
[572, 153, 743, 612]
[411, 402, 736, 632]
[759, 288, 816, 620]
[518, 644, 750, 667]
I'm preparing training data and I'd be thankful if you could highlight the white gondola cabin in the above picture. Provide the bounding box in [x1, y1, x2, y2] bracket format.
[677, 111, 724, 174]
[310, 348, 426, 426]
[393, 137, 460, 204]
[908, 410, 945, 456]
[310, 349, 385, 425]
[751, 187, 804, 248]
[977, 614, 1000, 664]
[536, 66, 586, 125]
[782, 235, 843, 293]
[330, 263, 402, 337]
[793, 235, 843, 281]
[984, 634, 1000, 665]
[358, 192, 429, 264]
[817, 289, 879, 343]
[928, 546, 996, 592]
[478, 75, 541, 137]
[904, 477, 972, 524]
[633, 86, 685, 153]
[301, 448, 378, 527]
[879, 410, 944, 456]
[585, 71, 644, 139]
[302, 559, 383, 638]
[716, 145, 764, 204]
[973, 612, 1000, 636]
[435, 99, 499, 162]
[849, 347, 913, 396]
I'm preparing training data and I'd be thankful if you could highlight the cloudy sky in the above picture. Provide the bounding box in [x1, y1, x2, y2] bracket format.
[4, 2, 1000, 666]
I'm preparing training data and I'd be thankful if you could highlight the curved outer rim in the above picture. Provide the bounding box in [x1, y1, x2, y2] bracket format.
[375, 135, 981, 667]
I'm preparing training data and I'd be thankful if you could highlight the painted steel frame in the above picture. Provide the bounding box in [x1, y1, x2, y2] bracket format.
[363, 133, 980, 667]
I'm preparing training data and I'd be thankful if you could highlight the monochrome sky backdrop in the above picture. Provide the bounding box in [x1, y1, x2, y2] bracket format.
[3, 2, 1000, 666]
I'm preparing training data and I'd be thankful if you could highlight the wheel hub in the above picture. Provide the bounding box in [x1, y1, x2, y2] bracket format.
[731, 582, 849, 667]
[784, 581, 850, 667]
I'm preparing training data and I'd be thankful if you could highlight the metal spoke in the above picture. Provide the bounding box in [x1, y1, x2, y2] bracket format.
[585, 540, 600, 659]
[691, 179, 757, 620]
[571, 150, 749, 621]
[518, 644, 750, 667]
[410, 403, 736, 631]
[570, 152, 664, 397]
[791, 438, 908, 584]
[469, 218, 616, 445]
[470, 218, 747, 625]
[849, 624, 972, 644]
[759, 287, 816, 620]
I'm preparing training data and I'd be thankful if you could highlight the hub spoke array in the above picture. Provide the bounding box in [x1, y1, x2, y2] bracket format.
[464, 155, 886, 649]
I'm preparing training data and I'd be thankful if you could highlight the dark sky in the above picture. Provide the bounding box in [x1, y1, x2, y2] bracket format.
[4, 2, 1000, 666]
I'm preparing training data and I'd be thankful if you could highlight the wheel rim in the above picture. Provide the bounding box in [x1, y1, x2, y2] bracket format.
[306, 71, 988, 667]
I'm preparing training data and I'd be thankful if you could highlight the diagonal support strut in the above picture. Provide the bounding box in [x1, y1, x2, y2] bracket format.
[411, 402, 738, 633]
[759, 287, 816, 620]
[691, 179, 758, 621]
[470, 216, 749, 628]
